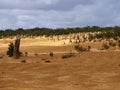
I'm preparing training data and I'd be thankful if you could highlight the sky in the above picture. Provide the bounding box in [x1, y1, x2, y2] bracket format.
[0, 0, 120, 30]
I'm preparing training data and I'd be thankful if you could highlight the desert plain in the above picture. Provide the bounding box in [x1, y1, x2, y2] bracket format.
[0, 36, 120, 90]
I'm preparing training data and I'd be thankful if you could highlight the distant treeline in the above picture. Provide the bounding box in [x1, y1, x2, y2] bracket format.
[0, 26, 120, 39]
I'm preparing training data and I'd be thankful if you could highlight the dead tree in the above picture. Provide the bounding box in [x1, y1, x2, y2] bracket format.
[14, 36, 21, 58]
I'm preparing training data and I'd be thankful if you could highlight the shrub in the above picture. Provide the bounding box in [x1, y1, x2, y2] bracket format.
[118, 43, 120, 47]
[7, 42, 22, 57]
[25, 52, 28, 56]
[117, 40, 120, 48]
[21, 60, 26, 63]
[87, 46, 91, 51]
[0, 56, 3, 59]
[113, 37, 118, 41]
[75, 45, 87, 52]
[45, 60, 51, 63]
[102, 43, 109, 50]
[49, 52, 53, 58]
[18, 52, 23, 56]
[7, 43, 14, 57]
[62, 53, 74, 59]
[34, 53, 38, 56]
[109, 42, 116, 47]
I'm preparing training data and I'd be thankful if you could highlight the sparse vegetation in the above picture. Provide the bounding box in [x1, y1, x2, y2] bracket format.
[49, 52, 53, 58]
[1, 26, 120, 90]
[7, 43, 14, 57]
[21, 60, 26, 63]
[34, 53, 38, 56]
[0, 56, 3, 59]
[1, 26, 120, 38]
[108, 41, 116, 47]
[87, 46, 91, 51]
[25, 52, 28, 56]
[75, 45, 87, 53]
[7, 41, 22, 58]
[116, 40, 120, 48]
[118, 43, 120, 47]
[45, 60, 51, 63]
[102, 43, 110, 50]
[75, 45, 91, 53]
[62, 53, 74, 59]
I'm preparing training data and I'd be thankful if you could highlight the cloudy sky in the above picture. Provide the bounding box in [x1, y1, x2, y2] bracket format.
[0, 0, 120, 30]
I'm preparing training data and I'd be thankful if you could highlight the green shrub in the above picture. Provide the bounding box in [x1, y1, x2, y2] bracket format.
[7, 43, 14, 57]
[7, 42, 22, 57]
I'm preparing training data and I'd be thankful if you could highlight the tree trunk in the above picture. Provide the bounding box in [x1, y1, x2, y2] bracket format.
[14, 36, 20, 59]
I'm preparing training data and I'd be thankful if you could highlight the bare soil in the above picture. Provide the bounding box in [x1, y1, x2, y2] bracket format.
[0, 38, 120, 90]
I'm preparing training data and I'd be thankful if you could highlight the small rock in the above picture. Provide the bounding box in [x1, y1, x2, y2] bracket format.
[21, 60, 26, 63]
[45, 60, 51, 63]
[0, 57, 3, 59]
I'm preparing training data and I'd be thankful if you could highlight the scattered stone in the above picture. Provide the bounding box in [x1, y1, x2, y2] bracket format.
[1, 72, 4, 74]
[75, 83, 79, 85]
[118, 64, 120, 67]
[0, 57, 3, 59]
[49, 52, 53, 58]
[42, 58, 46, 61]
[45, 60, 51, 63]
[36, 61, 40, 63]
[21, 60, 26, 63]
[35, 53, 38, 56]
[25, 52, 28, 56]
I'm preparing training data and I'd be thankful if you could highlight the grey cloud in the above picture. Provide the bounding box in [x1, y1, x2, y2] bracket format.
[42, 0, 94, 11]
[0, 0, 120, 30]
[0, 0, 94, 11]
[0, 0, 59, 10]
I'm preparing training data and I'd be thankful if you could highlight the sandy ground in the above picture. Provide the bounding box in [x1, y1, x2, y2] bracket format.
[0, 38, 120, 90]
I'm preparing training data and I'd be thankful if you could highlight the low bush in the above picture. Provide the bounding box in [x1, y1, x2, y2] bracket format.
[25, 52, 28, 56]
[7, 43, 14, 57]
[0, 56, 3, 59]
[62, 53, 74, 59]
[87, 46, 91, 51]
[75, 45, 87, 53]
[21, 60, 26, 63]
[109, 42, 116, 47]
[49, 52, 53, 58]
[102, 43, 109, 50]
[34, 53, 38, 56]
[45, 60, 51, 63]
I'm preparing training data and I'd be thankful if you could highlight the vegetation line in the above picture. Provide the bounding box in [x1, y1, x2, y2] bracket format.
[0, 26, 120, 39]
